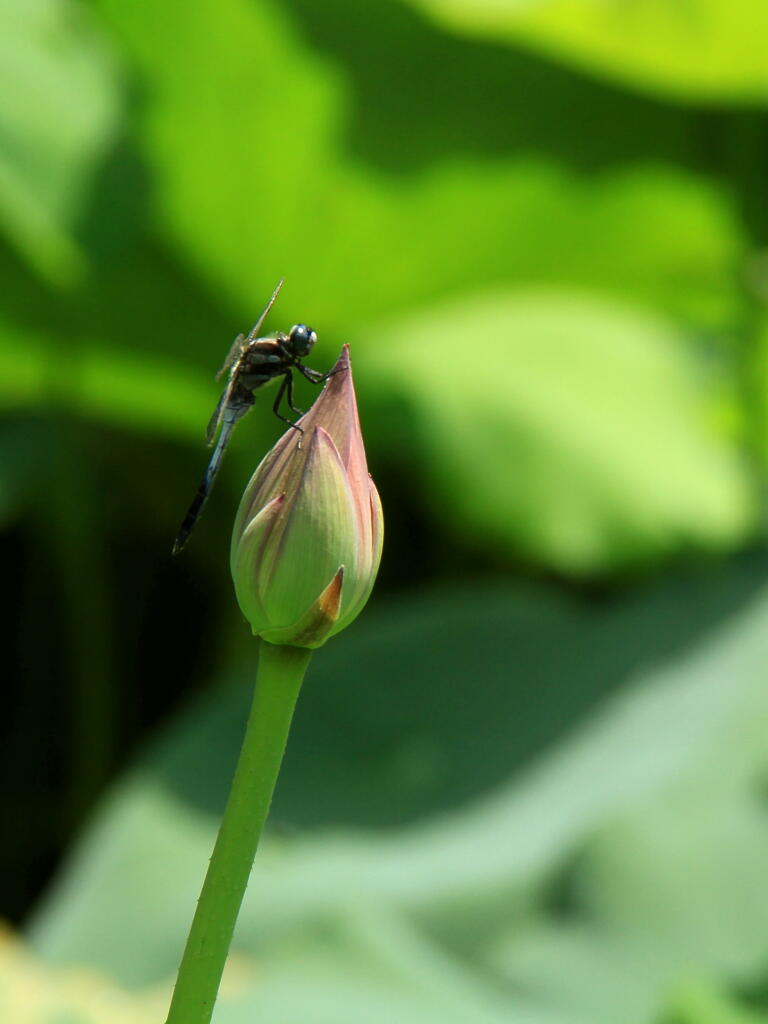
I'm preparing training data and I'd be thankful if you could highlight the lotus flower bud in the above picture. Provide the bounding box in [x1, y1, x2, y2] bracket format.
[230, 346, 383, 649]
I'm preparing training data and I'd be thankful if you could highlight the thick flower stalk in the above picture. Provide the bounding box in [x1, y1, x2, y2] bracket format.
[165, 344, 382, 1024]
[231, 344, 383, 648]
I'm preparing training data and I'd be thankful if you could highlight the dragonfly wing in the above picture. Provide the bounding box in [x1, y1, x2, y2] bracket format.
[215, 333, 245, 381]
[216, 277, 283, 380]
[245, 278, 284, 343]
[205, 373, 238, 446]
[207, 278, 285, 440]
[205, 392, 224, 446]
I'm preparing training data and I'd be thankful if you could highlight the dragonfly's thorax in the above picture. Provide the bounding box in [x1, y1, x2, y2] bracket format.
[232, 336, 295, 396]
[243, 336, 294, 368]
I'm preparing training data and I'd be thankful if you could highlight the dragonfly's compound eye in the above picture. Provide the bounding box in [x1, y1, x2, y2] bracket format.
[289, 324, 317, 356]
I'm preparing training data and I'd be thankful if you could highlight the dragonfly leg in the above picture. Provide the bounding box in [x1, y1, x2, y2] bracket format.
[272, 373, 304, 435]
[298, 364, 337, 384]
[285, 371, 305, 417]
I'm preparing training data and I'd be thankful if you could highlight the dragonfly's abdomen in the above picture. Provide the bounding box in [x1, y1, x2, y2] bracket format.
[239, 371, 284, 390]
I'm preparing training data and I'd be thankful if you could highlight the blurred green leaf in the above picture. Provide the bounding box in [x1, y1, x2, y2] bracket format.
[205, 918, 541, 1024]
[360, 289, 753, 572]
[582, 798, 768, 978]
[0, 0, 121, 284]
[5, 919, 564, 1024]
[0, 421, 52, 524]
[0, 324, 212, 440]
[493, 797, 768, 1022]
[749, 311, 768, 464]
[662, 982, 768, 1024]
[400, 0, 768, 103]
[93, 0, 745, 332]
[27, 564, 768, 1020]
[0, 924, 168, 1024]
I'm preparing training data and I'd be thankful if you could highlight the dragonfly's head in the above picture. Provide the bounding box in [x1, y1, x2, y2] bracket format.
[288, 324, 317, 358]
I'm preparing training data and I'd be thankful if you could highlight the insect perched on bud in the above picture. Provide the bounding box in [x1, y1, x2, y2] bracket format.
[172, 279, 333, 555]
[230, 345, 383, 649]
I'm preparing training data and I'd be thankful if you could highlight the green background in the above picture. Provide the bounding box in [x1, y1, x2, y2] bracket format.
[4, 1, 768, 1021]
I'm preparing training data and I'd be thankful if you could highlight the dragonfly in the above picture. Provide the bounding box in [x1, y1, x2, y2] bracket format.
[172, 279, 332, 554]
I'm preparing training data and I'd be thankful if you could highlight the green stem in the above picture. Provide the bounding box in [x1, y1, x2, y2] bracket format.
[165, 641, 312, 1024]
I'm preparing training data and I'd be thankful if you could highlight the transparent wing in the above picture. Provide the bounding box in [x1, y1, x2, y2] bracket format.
[206, 279, 284, 445]
[215, 333, 246, 382]
[206, 373, 243, 446]
[205, 388, 228, 446]
[245, 278, 284, 343]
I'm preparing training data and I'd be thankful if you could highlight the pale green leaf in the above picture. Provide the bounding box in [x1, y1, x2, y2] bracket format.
[360, 289, 753, 571]
[0, 0, 121, 284]
[0, 325, 213, 441]
[664, 982, 768, 1024]
[28, 566, 768, 1002]
[94, 0, 744, 332]
[494, 796, 768, 1021]
[400, 0, 768, 103]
